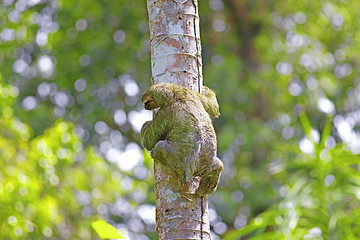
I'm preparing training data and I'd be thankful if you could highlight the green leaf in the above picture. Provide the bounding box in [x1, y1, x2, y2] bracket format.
[91, 220, 125, 239]
[319, 115, 333, 151]
[248, 231, 284, 240]
[223, 209, 286, 240]
[299, 112, 312, 138]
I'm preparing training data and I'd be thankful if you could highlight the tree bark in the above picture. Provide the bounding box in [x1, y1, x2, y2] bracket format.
[146, 0, 210, 239]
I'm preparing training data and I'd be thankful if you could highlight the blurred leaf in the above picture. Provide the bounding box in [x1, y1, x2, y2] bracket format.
[299, 112, 312, 138]
[248, 231, 284, 240]
[224, 209, 286, 240]
[91, 220, 124, 239]
[319, 115, 333, 149]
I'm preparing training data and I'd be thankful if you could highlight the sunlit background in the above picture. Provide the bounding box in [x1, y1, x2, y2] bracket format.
[1, 0, 360, 239]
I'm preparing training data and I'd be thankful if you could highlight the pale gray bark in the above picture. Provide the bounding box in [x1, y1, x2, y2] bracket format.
[147, 0, 203, 92]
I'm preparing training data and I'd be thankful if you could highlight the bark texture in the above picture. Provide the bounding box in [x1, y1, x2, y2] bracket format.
[147, 0, 203, 92]
[146, 0, 210, 239]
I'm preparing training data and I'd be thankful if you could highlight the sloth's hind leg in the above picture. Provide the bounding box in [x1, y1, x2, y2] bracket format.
[197, 157, 224, 196]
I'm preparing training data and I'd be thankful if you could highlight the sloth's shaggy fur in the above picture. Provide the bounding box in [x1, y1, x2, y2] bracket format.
[141, 83, 223, 196]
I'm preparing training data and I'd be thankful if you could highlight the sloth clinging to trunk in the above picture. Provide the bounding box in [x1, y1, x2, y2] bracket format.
[140, 83, 223, 196]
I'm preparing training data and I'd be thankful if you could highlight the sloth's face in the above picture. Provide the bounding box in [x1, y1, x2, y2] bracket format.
[142, 95, 160, 110]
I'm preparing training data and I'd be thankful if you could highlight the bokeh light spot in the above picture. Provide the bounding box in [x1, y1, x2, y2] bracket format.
[299, 137, 314, 155]
[213, 222, 227, 235]
[137, 204, 156, 225]
[80, 55, 91, 67]
[74, 78, 87, 92]
[1, 28, 15, 41]
[209, 0, 224, 11]
[38, 55, 54, 76]
[22, 96, 38, 111]
[288, 82, 302, 96]
[76, 19, 87, 31]
[211, 55, 224, 66]
[8, 10, 21, 23]
[294, 12, 306, 24]
[113, 30, 126, 44]
[114, 109, 127, 126]
[36, 32, 48, 46]
[94, 121, 109, 135]
[42, 227, 53, 237]
[37, 82, 51, 98]
[124, 81, 139, 97]
[128, 110, 152, 133]
[306, 77, 318, 90]
[213, 19, 226, 32]
[276, 61, 293, 75]
[317, 98, 335, 115]
[324, 175, 335, 187]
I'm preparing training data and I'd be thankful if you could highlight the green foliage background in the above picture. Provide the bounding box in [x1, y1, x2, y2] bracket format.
[1, 0, 360, 239]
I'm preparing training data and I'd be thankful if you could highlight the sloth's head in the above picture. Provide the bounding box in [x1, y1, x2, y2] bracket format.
[142, 94, 160, 110]
[141, 83, 182, 110]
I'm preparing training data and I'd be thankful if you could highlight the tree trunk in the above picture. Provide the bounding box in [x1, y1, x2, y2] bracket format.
[146, 0, 210, 239]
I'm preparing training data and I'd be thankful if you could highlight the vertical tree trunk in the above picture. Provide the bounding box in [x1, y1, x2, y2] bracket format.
[146, 0, 210, 239]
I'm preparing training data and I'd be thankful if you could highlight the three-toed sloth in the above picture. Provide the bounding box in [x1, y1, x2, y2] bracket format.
[140, 83, 223, 196]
